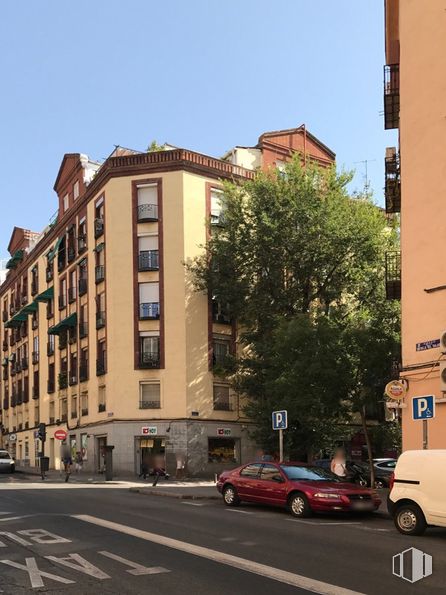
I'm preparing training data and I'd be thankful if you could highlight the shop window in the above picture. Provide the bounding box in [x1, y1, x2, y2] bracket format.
[208, 438, 238, 464]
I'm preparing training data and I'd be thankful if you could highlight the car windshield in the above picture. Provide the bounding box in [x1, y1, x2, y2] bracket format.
[281, 465, 341, 482]
[0, 452, 11, 460]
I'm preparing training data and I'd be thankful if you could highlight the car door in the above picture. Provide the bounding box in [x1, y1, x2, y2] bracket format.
[233, 463, 262, 501]
[253, 464, 288, 505]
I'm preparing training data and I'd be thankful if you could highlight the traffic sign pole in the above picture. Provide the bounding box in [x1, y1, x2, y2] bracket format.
[279, 429, 284, 462]
[423, 420, 428, 450]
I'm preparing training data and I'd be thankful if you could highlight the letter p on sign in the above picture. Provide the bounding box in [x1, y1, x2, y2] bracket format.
[412, 395, 435, 420]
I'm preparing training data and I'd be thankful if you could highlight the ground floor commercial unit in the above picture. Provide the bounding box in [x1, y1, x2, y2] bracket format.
[6, 419, 258, 478]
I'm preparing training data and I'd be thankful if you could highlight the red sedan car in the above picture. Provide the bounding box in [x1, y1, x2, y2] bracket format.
[217, 462, 381, 517]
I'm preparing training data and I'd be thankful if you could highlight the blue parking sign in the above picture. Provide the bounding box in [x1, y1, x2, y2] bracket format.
[412, 395, 435, 420]
[272, 410, 288, 430]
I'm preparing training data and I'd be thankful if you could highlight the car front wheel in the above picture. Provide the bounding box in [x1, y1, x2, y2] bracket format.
[394, 503, 426, 536]
[222, 484, 240, 507]
[288, 493, 311, 518]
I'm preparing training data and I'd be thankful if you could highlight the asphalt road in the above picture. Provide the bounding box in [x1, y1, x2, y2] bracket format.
[0, 474, 444, 595]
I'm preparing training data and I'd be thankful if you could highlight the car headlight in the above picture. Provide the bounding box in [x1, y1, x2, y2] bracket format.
[314, 493, 342, 499]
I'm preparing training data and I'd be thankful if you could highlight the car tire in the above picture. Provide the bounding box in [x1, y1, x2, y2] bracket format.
[222, 484, 240, 507]
[288, 492, 311, 518]
[394, 503, 427, 536]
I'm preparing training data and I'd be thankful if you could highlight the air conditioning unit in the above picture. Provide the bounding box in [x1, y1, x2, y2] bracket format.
[440, 361, 446, 392]
[440, 331, 446, 353]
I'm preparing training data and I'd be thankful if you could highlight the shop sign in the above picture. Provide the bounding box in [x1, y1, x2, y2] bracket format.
[385, 380, 406, 401]
[217, 428, 231, 436]
[142, 426, 157, 436]
[416, 339, 440, 351]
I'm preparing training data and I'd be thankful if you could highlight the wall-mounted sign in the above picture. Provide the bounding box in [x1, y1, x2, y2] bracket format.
[142, 427, 157, 436]
[385, 380, 406, 401]
[416, 339, 440, 352]
[54, 429, 67, 441]
[217, 428, 231, 437]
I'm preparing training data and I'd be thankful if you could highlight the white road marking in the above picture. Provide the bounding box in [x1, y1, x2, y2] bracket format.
[356, 527, 391, 533]
[286, 519, 362, 526]
[0, 557, 74, 588]
[0, 513, 12, 516]
[181, 502, 205, 507]
[98, 551, 170, 576]
[18, 529, 71, 544]
[46, 553, 110, 579]
[0, 531, 32, 546]
[241, 541, 256, 546]
[220, 537, 237, 542]
[225, 509, 253, 515]
[0, 515, 33, 522]
[74, 514, 366, 595]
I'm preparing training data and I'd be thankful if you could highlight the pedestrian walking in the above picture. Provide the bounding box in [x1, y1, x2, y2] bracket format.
[62, 454, 72, 482]
[75, 451, 83, 473]
[330, 448, 347, 478]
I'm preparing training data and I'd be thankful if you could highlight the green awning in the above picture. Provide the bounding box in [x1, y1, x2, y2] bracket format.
[48, 313, 77, 335]
[21, 302, 38, 315]
[5, 249, 24, 269]
[47, 237, 63, 262]
[35, 287, 54, 302]
[7, 312, 28, 326]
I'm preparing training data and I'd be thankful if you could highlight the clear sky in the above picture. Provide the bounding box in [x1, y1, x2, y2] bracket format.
[0, 0, 396, 259]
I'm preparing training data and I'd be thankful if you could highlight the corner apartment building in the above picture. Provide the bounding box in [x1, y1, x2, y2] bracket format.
[384, 0, 446, 449]
[0, 126, 335, 476]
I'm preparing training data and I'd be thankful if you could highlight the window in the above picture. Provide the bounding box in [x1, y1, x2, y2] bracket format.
[95, 198, 104, 238]
[97, 341, 106, 375]
[98, 386, 106, 412]
[68, 270, 77, 303]
[96, 293, 106, 329]
[139, 383, 160, 409]
[139, 333, 160, 368]
[48, 363, 55, 393]
[213, 384, 232, 411]
[60, 397, 68, 422]
[139, 282, 159, 319]
[80, 348, 88, 382]
[137, 184, 158, 221]
[73, 180, 80, 200]
[49, 400, 55, 423]
[79, 304, 88, 338]
[210, 188, 224, 225]
[95, 243, 105, 283]
[260, 464, 282, 481]
[78, 258, 88, 295]
[240, 463, 262, 477]
[212, 298, 231, 324]
[59, 278, 67, 310]
[63, 194, 69, 212]
[81, 392, 88, 416]
[213, 336, 231, 367]
[69, 353, 77, 385]
[208, 438, 239, 464]
[78, 218, 87, 252]
[138, 235, 159, 271]
[71, 395, 77, 419]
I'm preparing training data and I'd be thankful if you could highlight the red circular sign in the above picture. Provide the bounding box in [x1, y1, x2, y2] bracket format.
[54, 429, 67, 441]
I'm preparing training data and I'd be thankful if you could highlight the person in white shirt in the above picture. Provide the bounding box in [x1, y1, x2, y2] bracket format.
[330, 449, 347, 478]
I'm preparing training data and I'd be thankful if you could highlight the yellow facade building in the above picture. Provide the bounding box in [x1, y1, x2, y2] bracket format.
[0, 128, 334, 476]
[384, 0, 446, 449]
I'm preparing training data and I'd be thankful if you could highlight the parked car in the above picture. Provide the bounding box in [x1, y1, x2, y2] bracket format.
[388, 449, 446, 535]
[372, 458, 397, 488]
[217, 462, 381, 517]
[0, 450, 15, 473]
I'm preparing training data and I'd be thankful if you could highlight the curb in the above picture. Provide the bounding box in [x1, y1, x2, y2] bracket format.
[129, 487, 220, 500]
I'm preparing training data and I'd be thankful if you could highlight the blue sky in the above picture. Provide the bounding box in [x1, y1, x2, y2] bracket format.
[0, 0, 396, 259]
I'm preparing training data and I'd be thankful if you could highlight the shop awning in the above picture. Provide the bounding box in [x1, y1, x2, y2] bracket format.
[21, 302, 39, 315]
[47, 237, 63, 262]
[35, 287, 54, 302]
[48, 313, 77, 335]
[6, 249, 24, 269]
[5, 312, 28, 327]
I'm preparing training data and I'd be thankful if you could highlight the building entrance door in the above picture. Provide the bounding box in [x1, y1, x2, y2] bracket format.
[138, 437, 166, 476]
[96, 436, 107, 473]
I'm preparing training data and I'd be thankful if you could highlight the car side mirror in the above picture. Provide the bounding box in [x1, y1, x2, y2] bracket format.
[272, 475, 284, 483]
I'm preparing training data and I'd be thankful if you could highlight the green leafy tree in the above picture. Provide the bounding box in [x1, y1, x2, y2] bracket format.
[188, 156, 400, 460]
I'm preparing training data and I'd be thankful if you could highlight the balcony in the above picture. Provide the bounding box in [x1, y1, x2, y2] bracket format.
[96, 358, 106, 376]
[2, 311, 7, 322]
[96, 311, 106, 329]
[68, 286, 77, 303]
[139, 351, 160, 369]
[139, 302, 160, 320]
[78, 234, 87, 253]
[95, 265, 105, 284]
[385, 251, 401, 300]
[79, 364, 88, 382]
[46, 267, 53, 283]
[68, 326, 77, 345]
[79, 322, 88, 339]
[58, 295, 67, 310]
[59, 333, 68, 350]
[3, 398, 9, 410]
[98, 403, 106, 413]
[32, 385, 39, 399]
[67, 246, 76, 263]
[81, 408, 88, 416]
[78, 277, 88, 296]
[23, 385, 29, 403]
[384, 64, 399, 130]
[31, 281, 38, 296]
[57, 253, 66, 273]
[139, 400, 161, 409]
[58, 373, 68, 390]
[94, 218, 104, 238]
[69, 373, 78, 386]
[138, 250, 159, 271]
[385, 148, 401, 214]
[47, 342, 55, 357]
[32, 351, 39, 365]
[21, 357, 28, 370]
[32, 316, 38, 330]
[137, 203, 158, 222]
[2, 340, 8, 352]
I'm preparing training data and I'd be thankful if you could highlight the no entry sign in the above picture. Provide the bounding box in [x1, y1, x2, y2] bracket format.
[54, 429, 67, 441]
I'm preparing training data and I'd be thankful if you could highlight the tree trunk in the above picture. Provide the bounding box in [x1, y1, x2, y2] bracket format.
[360, 406, 375, 488]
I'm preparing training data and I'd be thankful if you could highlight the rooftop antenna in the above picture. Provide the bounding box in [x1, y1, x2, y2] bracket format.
[354, 159, 376, 194]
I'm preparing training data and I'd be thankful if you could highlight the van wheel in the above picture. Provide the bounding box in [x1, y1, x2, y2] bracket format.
[288, 493, 311, 518]
[394, 504, 427, 536]
[222, 484, 240, 507]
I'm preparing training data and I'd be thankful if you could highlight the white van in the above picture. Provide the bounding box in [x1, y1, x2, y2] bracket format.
[388, 449, 446, 535]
